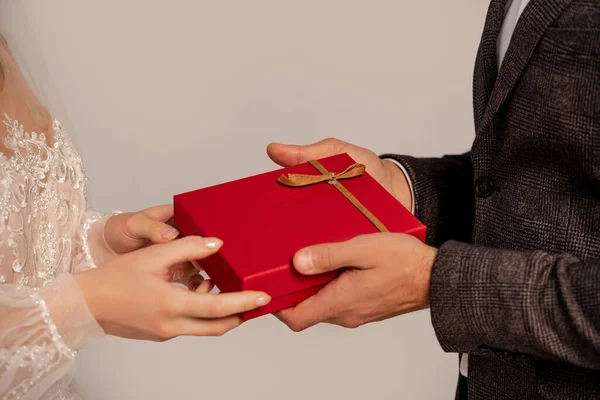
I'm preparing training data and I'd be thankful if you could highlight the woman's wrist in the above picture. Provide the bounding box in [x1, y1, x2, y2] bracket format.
[73, 269, 105, 329]
[42, 273, 105, 351]
[83, 211, 123, 268]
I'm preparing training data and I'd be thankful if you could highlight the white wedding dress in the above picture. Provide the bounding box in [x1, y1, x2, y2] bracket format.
[0, 35, 118, 399]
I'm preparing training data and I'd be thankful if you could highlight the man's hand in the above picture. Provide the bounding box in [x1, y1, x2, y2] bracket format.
[275, 233, 437, 332]
[267, 138, 412, 211]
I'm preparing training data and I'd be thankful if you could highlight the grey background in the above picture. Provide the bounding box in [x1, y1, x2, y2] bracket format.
[1, 1, 487, 399]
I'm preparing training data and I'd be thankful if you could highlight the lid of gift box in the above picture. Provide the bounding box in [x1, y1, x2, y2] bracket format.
[174, 153, 425, 299]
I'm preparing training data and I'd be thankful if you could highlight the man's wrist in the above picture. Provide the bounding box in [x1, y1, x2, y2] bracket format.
[382, 159, 414, 212]
[418, 245, 437, 309]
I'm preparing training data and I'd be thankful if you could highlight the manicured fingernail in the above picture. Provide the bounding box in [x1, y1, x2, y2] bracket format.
[204, 238, 223, 248]
[256, 296, 271, 306]
[295, 248, 313, 273]
[162, 227, 179, 240]
[171, 269, 184, 281]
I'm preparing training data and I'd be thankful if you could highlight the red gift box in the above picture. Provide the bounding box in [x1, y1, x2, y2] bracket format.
[174, 153, 425, 321]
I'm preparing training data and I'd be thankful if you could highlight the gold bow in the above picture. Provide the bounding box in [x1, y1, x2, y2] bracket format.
[277, 160, 389, 232]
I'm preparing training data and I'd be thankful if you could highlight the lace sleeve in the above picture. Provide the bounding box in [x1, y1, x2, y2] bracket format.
[0, 274, 104, 400]
[0, 35, 107, 399]
[72, 210, 122, 273]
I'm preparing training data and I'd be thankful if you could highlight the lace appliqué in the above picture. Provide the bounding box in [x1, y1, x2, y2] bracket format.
[0, 114, 105, 400]
[0, 114, 88, 286]
[77, 210, 122, 271]
[0, 291, 76, 400]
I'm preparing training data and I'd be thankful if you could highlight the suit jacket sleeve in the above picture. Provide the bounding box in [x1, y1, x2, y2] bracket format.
[431, 240, 600, 370]
[380, 153, 474, 246]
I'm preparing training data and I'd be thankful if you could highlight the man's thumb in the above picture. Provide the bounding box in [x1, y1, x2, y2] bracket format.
[267, 138, 346, 167]
[293, 236, 370, 275]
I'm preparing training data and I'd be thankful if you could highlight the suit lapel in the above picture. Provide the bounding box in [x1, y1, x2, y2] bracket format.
[473, 0, 507, 132]
[477, 0, 575, 134]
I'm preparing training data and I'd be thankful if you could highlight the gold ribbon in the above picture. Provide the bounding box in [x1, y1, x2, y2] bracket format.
[277, 160, 389, 232]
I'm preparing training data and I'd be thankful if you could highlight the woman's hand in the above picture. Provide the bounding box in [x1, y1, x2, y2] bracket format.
[104, 205, 179, 254]
[75, 236, 270, 340]
[102, 204, 203, 288]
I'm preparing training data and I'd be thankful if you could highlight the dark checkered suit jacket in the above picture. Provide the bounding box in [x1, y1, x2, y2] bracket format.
[385, 0, 600, 398]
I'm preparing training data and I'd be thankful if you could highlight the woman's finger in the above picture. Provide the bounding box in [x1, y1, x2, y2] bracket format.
[134, 236, 223, 274]
[190, 260, 203, 272]
[176, 316, 242, 337]
[181, 291, 271, 319]
[193, 279, 214, 293]
[129, 213, 180, 244]
[141, 204, 174, 222]
[170, 262, 201, 284]
[188, 275, 207, 291]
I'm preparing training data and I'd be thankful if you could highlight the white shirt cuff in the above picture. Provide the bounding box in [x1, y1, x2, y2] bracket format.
[383, 158, 416, 215]
[460, 353, 469, 377]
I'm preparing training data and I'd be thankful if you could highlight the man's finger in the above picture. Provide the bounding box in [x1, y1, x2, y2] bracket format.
[266, 138, 346, 167]
[293, 235, 378, 275]
[274, 284, 340, 332]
